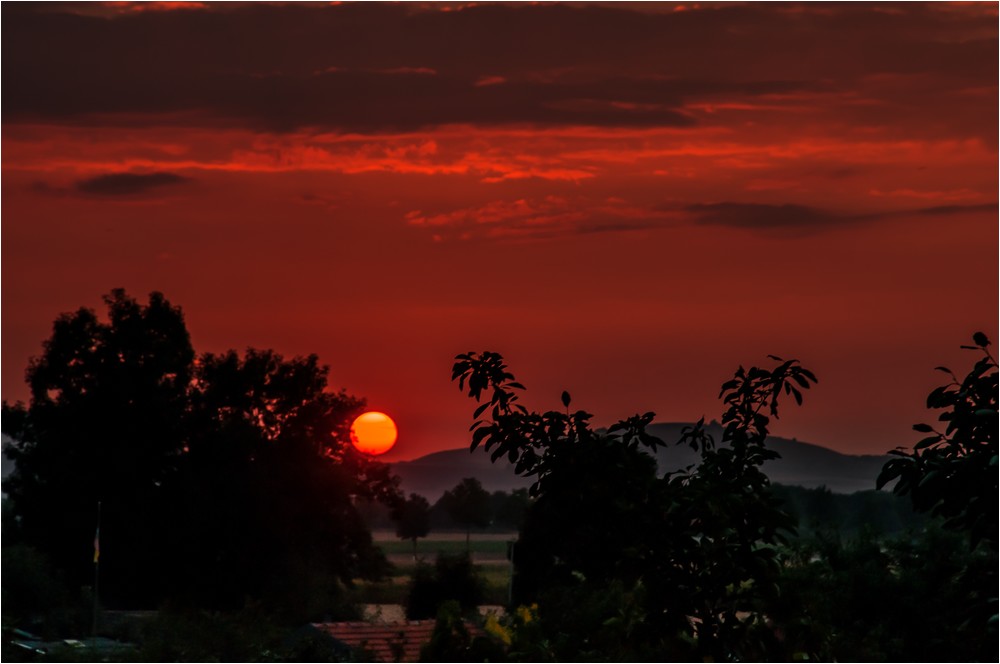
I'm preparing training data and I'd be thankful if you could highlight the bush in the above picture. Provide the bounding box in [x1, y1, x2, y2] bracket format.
[137, 608, 353, 662]
[1, 544, 90, 639]
[406, 554, 484, 620]
[772, 525, 997, 661]
[419, 601, 505, 663]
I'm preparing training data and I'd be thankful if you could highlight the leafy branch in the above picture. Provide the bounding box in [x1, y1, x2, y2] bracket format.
[877, 332, 998, 548]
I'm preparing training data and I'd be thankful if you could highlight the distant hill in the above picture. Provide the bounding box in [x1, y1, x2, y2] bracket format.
[389, 448, 530, 499]
[645, 423, 890, 494]
[389, 422, 891, 500]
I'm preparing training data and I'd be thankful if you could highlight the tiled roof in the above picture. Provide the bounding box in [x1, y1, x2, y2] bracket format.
[311, 620, 438, 663]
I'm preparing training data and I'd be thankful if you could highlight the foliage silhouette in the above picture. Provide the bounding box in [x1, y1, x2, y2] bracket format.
[137, 608, 351, 662]
[419, 601, 505, 663]
[405, 553, 485, 621]
[452, 350, 816, 660]
[877, 332, 998, 548]
[437, 477, 492, 551]
[771, 484, 929, 537]
[875, 331, 998, 644]
[2, 290, 401, 614]
[171, 347, 400, 614]
[393, 493, 432, 560]
[490, 488, 530, 530]
[3, 290, 194, 606]
[772, 525, 996, 661]
[2, 544, 90, 639]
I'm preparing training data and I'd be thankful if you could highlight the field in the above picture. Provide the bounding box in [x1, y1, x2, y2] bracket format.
[354, 530, 517, 606]
[373, 529, 513, 563]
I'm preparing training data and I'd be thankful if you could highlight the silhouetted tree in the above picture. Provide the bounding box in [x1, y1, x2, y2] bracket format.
[770, 484, 928, 537]
[876, 331, 998, 642]
[2, 290, 401, 614]
[490, 488, 530, 530]
[878, 332, 998, 548]
[169, 347, 400, 613]
[2, 290, 194, 606]
[452, 350, 816, 660]
[438, 477, 492, 551]
[406, 554, 485, 620]
[419, 600, 504, 662]
[394, 493, 432, 560]
[772, 525, 996, 662]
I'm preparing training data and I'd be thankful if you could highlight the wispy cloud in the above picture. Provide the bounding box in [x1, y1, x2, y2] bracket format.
[405, 196, 675, 241]
[687, 202, 837, 230]
[75, 171, 190, 196]
[404, 197, 999, 242]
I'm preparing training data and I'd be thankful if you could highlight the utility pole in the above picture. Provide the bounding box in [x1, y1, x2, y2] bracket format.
[92, 501, 101, 639]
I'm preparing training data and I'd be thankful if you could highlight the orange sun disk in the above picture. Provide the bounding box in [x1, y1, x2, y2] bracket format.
[350, 411, 398, 455]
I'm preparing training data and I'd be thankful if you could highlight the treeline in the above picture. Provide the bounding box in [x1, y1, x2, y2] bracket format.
[358, 481, 530, 532]
[1, 291, 995, 662]
[431, 345, 996, 661]
[359, 481, 929, 539]
[2, 291, 400, 626]
[772, 484, 929, 536]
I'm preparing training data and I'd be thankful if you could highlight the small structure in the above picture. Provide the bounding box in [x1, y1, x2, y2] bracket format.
[312, 618, 490, 663]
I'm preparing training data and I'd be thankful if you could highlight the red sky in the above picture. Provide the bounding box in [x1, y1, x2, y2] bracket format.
[2, 2, 997, 461]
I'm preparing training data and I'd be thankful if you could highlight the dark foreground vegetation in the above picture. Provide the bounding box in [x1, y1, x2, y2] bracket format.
[2, 290, 996, 661]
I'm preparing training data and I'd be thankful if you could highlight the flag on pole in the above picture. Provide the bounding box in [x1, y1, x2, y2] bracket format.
[93, 501, 102, 565]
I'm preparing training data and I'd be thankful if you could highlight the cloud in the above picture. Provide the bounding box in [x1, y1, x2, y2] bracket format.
[2, 68, 701, 133]
[860, 202, 998, 222]
[75, 171, 190, 196]
[686, 201, 998, 234]
[5, 3, 989, 136]
[106, 2, 208, 13]
[911, 203, 997, 217]
[868, 187, 983, 202]
[474, 75, 507, 87]
[686, 202, 837, 229]
[405, 196, 674, 241]
[411, 197, 999, 242]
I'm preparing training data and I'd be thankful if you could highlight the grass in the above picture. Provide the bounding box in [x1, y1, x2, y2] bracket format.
[379, 537, 511, 559]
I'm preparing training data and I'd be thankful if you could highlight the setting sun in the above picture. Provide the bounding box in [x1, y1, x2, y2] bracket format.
[350, 411, 398, 455]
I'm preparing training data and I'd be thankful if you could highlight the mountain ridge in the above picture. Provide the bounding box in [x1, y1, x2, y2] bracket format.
[389, 422, 892, 500]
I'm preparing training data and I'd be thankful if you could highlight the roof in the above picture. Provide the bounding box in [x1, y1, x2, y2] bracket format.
[311, 619, 484, 663]
[312, 621, 437, 663]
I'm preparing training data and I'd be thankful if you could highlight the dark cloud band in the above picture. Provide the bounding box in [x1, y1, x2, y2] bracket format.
[3, 3, 992, 133]
[75, 172, 189, 196]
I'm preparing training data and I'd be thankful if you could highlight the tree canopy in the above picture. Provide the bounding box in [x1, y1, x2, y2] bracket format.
[2, 290, 400, 613]
[3, 290, 195, 605]
[451, 341, 997, 661]
[452, 350, 816, 660]
[877, 332, 997, 548]
[438, 477, 492, 551]
[439, 478, 492, 530]
[393, 492, 432, 560]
